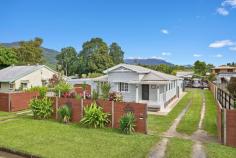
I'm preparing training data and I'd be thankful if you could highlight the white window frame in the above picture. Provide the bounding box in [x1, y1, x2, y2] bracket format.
[119, 82, 129, 92]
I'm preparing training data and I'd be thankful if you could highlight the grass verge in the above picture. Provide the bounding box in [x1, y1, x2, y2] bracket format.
[203, 90, 217, 136]
[177, 89, 202, 135]
[0, 117, 159, 158]
[148, 90, 192, 134]
[165, 138, 193, 158]
[205, 142, 236, 158]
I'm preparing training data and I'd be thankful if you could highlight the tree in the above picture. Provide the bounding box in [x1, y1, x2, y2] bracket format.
[13, 37, 44, 64]
[56, 47, 78, 76]
[228, 77, 236, 97]
[193, 60, 207, 76]
[78, 38, 114, 74]
[109, 42, 124, 64]
[0, 46, 18, 67]
[206, 64, 215, 73]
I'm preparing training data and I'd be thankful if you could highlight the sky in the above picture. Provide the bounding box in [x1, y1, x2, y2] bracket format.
[0, 0, 236, 66]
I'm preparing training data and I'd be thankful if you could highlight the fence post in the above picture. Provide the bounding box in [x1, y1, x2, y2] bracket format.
[112, 101, 114, 128]
[55, 97, 58, 120]
[81, 99, 84, 119]
[223, 109, 227, 145]
[8, 93, 11, 112]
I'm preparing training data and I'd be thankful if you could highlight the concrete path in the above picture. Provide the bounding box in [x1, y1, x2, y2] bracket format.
[149, 138, 169, 158]
[148, 98, 192, 158]
[0, 151, 24, 158]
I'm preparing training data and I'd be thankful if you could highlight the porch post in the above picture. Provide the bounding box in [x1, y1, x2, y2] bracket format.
[136, 84, 139, 103]
[156, 86, 159, 104]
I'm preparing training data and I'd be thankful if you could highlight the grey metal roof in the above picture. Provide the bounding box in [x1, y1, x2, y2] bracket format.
[103, 63, 179, 81]
[103, 63, 151, 74]
[0, 65, 47, 82]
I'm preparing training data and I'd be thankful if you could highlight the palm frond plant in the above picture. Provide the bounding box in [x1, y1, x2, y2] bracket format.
[58, 105, 72, 124]
[119, 112, 136, 134]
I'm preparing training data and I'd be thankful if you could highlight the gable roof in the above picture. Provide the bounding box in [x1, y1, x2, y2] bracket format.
[0, 65, 56, 83]
[104, 63, 179, 81]
[103, 63, 151, 74]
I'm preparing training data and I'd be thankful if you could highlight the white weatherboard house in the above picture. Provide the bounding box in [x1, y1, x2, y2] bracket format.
[71, 64, 184, 111]
[0, 65, 57, 92]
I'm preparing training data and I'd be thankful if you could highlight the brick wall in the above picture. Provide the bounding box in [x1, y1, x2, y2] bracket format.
[52, 98, 147, 134]
[0, 92, 39, 112]
[74, 84, 91, 95]
[226, 109, 236, 147]
[10, 92, 39, 112]
[0, 93, 9, 111]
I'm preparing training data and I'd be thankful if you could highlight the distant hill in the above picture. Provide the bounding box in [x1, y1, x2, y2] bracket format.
[125, 58, 173, 66]
[0, 42, 60, 65]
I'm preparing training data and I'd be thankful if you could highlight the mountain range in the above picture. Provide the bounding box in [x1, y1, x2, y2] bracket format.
[1, 42, 174, 66]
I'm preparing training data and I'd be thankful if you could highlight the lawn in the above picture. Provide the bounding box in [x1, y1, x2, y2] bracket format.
[0, 117, 159, 158]
[203, 90, 217, 136]
[148, 90, 192, 134]
[205, 142, 236, 158]
[0, 111, 11, 117]
[177, 89, 203, 135]
[165, 138, 193, 158]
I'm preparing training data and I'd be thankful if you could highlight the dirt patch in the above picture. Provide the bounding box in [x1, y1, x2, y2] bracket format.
[148, 138, 169, 158]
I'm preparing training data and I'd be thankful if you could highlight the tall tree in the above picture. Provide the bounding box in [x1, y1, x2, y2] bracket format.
[78, 38, 114, 74]
[13, 37, 43, 64]
[193, 60, 207, 76]
[109, 42, 124, 64]
[0, 46, 18, 68]
[56, 47, 78, 76]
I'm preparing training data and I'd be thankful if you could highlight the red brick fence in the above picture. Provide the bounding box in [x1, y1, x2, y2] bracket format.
[209, 82, 236, 147]
[51, 97, 147, 134]
[0, 91, 39, 112]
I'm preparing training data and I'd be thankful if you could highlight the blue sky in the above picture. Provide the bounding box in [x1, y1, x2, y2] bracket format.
[1, 0, 236, 66]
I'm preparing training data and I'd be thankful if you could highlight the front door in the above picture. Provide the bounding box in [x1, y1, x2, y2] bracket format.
[142, 84, 149, 100]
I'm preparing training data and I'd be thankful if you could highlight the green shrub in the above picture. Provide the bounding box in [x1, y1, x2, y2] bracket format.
[55, 81, 72, 96]
[101, 83, 111, 99]
[58, 105, 72, 123]
[80, 102, 110, 128]
[92, 90, 99, 100]
[75, 94, 82, 100]
[119, 112, 136, 134]
[30, 97, 53, 119]
[27, 86, 48, 97]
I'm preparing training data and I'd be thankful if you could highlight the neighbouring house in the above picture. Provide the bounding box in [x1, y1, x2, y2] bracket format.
[0, 65, 57, 92]
[211, 66, 236, 75]
[211, 66, 236, 90]
[176, 71, 194, 79]
[69, 64, 184, 111]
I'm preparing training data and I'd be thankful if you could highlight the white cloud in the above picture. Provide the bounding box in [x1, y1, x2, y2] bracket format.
[217, 7, 229, 16]
[229, 46, 236, 51]
[215, 54, 223, 58]
[193, 54, 202, 57]
[222, 0, 236, 8]
[209, 40, 234, 48]
[151, 56, 165, 60]
[161, 29, 169, 34]
[161, 52, 171, 56]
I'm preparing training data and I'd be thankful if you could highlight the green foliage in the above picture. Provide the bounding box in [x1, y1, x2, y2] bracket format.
[109, 42, 124, 64]
[109, 92, 123, 102]
[13, 37, 44, 64]
[193, 60, 207, 76]
[80, 102, 110, 128]
[87, 72, 103, 78]
[58, 105, 72, 123]
[92, 89, 99, 100]
[27, 86, 48, 98]
[227, 77, 236, 97]
[75, 94, 82, 100]
[0, 46, 18, 66]
[119, 112, 136, 134]
[30, 97, 53, 119]
[208, 73, 216, 81]
[101, 82, 111, 99]
[56, 47, 79, 76]
[55, 81, 72, 96]
[78, 38, 114, 74]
